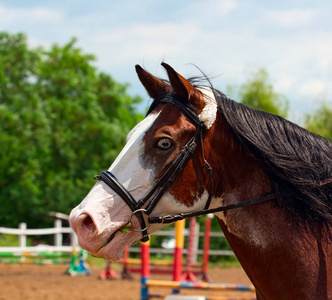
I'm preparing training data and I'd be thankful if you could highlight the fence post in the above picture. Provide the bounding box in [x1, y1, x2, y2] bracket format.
[71, 230, 79, 250]
[19, 222, 27, 250]
[54, 218, 62, 249]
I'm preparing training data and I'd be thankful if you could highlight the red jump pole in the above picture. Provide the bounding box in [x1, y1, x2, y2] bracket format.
[140, 240, 150, 300]
[121, 244, 133, 280]
[99, 260, 118, 280]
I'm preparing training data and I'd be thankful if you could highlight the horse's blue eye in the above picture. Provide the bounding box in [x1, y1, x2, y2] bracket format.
[157, 138, 172, 150]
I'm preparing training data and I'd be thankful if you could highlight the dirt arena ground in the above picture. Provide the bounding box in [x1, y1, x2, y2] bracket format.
[0, 263, 256, 300]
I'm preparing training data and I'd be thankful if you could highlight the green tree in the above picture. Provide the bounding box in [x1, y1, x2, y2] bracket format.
[228, 69, 289, 118]
[0, 32, 143, 227]
[305, 102, 332, 141]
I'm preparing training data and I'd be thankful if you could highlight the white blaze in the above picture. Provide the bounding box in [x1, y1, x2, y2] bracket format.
[69, 113, 160, 259]
[108, 113, 159, 189]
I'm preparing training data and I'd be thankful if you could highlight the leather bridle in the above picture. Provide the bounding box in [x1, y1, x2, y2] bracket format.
[94, 96, 276, 242]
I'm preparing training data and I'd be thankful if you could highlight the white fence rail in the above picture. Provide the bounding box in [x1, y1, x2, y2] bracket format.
[0, 215, 233, 259]
[0, 218, 78, 254]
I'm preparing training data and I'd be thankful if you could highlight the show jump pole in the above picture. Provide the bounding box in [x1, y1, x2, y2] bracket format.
[140, 240, 150, 300]
[172, 219, 185, 294]
[140, 219, 185, 299]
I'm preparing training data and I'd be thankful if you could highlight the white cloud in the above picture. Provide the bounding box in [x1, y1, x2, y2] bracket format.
[298, 78, 330, 98]
[0, 6, 63, 24]
[189, 0, 238, 18]
[86, 21, 201, 67]
[0, 1, 331, 120]
[265, 32, 332, 100]
[264, 8, 318, 28]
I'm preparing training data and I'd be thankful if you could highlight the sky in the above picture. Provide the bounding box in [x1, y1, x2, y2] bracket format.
[0, 0, 331, 123]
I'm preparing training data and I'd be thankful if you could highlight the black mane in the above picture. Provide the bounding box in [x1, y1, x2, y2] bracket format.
[213, 89, 332, 229]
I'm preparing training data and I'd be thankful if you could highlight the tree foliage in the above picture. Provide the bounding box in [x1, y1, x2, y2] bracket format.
[228, 69, 289, 118]
[305, 103, 332, 141]
[0, 32, 143, 227]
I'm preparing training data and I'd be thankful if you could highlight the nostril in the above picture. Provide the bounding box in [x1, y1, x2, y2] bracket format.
[83, 215, 94, 229]
[80, 214, 96, 233]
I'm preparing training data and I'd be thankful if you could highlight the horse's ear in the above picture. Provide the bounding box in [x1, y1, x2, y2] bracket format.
[161, 62, 190, 101]
[135, 65, 168, 100]
[161, 62, 204, 111]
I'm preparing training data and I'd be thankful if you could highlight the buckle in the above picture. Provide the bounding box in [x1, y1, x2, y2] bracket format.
[161, 215, 171, 224]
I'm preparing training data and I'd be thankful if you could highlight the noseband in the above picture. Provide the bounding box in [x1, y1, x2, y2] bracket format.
[94, 96, 276, 242]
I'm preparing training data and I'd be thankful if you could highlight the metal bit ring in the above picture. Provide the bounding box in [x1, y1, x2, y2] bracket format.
[128, 208, 150, 232]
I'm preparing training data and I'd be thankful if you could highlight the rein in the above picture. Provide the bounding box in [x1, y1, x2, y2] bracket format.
[94, 96, 275, 242]
[148, 193, 277, 224]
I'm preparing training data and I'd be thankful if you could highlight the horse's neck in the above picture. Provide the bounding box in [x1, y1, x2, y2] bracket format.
[217, 206, 332, 299]
[208, 116, 332, 299]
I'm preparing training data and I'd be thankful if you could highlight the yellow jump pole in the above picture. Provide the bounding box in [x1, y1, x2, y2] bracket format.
[172, 219, 185, 294]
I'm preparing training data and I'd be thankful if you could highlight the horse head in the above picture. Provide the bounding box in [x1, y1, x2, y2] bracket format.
[69, 63, 219, 261]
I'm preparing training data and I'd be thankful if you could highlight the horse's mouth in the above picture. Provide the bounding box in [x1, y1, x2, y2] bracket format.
[97, 229, 120, 252]
[97, 222, 132, 253]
